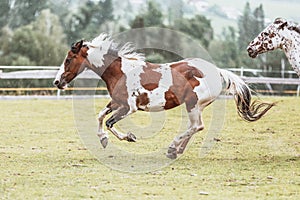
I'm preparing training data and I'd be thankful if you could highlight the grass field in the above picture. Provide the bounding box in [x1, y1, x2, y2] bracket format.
[0, 97, 299, 199]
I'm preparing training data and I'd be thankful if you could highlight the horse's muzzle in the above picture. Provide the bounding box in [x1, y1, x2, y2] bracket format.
[53, 79, 67, 90]
[53, 80, 60, 86]
[247, 46, 258, 58]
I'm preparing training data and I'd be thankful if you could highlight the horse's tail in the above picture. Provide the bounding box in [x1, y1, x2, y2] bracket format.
[218, 68, 275, 122]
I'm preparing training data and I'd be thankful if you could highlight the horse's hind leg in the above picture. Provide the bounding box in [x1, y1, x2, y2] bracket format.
[167, 105, 204, 159]
[177, 136, 192, 154]
[105, 105, 137, 142]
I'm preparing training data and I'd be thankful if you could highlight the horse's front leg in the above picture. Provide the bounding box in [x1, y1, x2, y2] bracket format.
[97, 106, 112, 148]
[105, 105, 137, 142]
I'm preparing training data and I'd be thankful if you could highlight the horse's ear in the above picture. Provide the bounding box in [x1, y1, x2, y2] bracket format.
[274, 18, 289, 30]
[278, 21, 288, 30]
[79, 40, 83, 48]
[71, 40, 84, 54]
[274, 18, 285, 24]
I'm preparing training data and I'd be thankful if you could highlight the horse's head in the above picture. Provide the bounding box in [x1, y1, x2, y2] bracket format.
[54, 40, 91, 89]
[247, 18, 290, 58]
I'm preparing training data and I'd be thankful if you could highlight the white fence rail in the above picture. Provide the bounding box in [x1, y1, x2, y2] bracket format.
[0, 66, 99, 79]
[1, 66, 300, 96]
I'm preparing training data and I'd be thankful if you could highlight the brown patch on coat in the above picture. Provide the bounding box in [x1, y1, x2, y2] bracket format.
[100, 55, 129, 104]
[164, 89, 181, 110]
[139, 62, 161, 91]
[164, 62, 203, 111]
[136, 93, 150, 110]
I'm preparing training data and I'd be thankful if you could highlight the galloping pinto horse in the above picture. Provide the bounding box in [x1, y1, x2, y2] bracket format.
[247, 18, 300, 77]
[54, 34, 274, 159]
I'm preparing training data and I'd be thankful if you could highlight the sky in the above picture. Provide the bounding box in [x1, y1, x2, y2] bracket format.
[189, 0, 300, 21]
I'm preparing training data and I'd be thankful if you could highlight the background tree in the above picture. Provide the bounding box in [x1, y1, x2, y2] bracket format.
[236, 2, 267, 69]
[209, 26, 240, 68]
[237, 2, 253, 51]
[65, 0, 114, 44]
[237, 3, 265, 52]
[0, 1, 10, 30]
[0, 9, 67, 66]
[9, 0, 48, 29]
[128, 1, 214, 62]
[175, 15, 213, 48]
[129, 1, 167, 62]
[253, 4, 265, 36]
[168, 0, 184, 26]
[130, 0, 163, 28]
[143, 1, 163, 27]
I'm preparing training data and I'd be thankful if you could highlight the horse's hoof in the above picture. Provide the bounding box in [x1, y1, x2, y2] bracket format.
[127, 132, 137, 142]
[166, 147, 177, 159]
[100, 136, 108, 148]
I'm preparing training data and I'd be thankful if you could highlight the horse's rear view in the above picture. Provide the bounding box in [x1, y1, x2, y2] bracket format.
[54, 34, 274, 159]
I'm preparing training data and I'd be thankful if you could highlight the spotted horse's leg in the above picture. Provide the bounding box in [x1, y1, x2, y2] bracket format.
[167, 105, 204, 159]
[105, 105, 137, 143]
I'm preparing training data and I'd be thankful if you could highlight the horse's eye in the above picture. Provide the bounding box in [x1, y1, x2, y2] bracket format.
[263, 32, 269, 36]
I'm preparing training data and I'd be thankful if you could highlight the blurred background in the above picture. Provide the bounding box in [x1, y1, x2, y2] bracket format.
[0, 0, 299, 96]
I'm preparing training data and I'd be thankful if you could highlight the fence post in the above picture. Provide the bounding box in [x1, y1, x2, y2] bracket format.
[240, 66, 244, 77]
[281, 58, 285, 78]
[297, 79, 300, 97]
[57, 89, 61, 98]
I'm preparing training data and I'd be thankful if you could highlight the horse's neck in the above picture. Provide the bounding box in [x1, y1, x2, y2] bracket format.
[282, 31, 300, 76]
[89, 56, 126, 94]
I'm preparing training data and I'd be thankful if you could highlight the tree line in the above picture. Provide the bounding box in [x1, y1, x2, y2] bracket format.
[0, 0, 287, 73]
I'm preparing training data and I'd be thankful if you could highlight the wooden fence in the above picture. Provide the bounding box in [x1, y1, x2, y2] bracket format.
[1, 66, 300, 96]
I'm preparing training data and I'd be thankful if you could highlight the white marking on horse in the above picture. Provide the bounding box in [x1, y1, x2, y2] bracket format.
[85, 34, 113, 68]
[187, 59, 222, 103]
[147, 63, 173, 111]
[121, 58, 146, 112]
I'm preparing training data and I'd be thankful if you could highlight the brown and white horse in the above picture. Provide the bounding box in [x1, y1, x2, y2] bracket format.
[54, 34, 274, 159]
[247, 18, 300, 77]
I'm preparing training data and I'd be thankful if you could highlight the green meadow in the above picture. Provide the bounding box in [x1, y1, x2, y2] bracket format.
[0, 97, 299, 199]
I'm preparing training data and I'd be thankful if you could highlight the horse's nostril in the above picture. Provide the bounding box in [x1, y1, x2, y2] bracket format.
[53, 80, 60, 86]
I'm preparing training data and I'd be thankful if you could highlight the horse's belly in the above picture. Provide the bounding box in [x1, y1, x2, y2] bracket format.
[137, 90, 174, 112]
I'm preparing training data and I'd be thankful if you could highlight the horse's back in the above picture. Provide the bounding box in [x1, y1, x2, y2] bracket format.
[122, 57, 223, 112]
